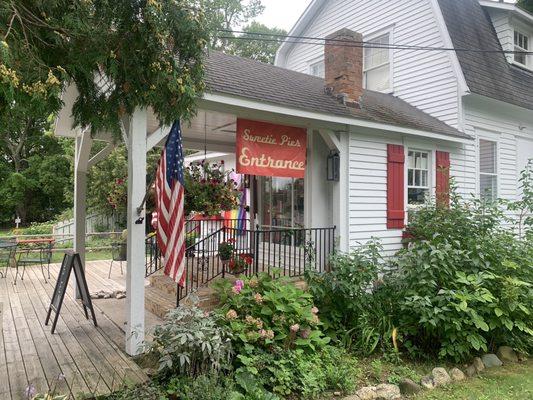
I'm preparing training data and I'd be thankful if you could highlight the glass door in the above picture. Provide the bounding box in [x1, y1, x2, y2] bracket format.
[258, 177, 304, 229]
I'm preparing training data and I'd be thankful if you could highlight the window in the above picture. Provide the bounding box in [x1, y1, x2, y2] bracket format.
[364, 32, 391, 92]
[407, 150, 430, 205]
[309, 60, 325, 78]
[514, 30, 529, 67]
[479, 139, 498, 201]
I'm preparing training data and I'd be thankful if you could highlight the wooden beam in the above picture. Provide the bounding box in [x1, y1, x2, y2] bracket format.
[146, 125, 170, 151]
[87, 143, 114, 169]
[318, 129, 341, 151]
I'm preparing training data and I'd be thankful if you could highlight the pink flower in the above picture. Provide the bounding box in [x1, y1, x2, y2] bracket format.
[232, 280, 244, 294]
[311, 306, 319, 314]
[253, 293, 263, 304]
[290, 324, 300, 333]
[300, 328, 311, 339]
[226, 309, 238, 320]
[259, 329, 274, 340]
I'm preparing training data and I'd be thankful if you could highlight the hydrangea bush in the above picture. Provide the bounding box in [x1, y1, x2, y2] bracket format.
[215, 274, 328, 353]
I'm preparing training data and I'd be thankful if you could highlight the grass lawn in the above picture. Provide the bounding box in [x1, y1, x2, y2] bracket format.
[50, 249, 112, 263]
[414, 360, 533, 400]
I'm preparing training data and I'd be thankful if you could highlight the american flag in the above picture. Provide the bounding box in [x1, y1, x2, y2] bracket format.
[155, 121, 186, 286]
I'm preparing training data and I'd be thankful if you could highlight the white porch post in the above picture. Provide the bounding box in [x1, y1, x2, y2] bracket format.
[73, 130, 93, 297]
[125, 109, 147, 355]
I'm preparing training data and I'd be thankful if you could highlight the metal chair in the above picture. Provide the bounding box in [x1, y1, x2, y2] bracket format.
[109, 242, 126, 278]
[0, 239, 17, 279]
[16, 242, 53, 283]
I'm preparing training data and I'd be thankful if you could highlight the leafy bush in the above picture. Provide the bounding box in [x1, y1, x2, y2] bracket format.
[231, 345, 358, 398]
[163, 374, 237, 400]
[393, 194, 533, 361]
[149, 306, 233, 378]
[215, 273, 344, 397]
[215, 273, 329, 353]
[306, 240, 401, 356]
[12, 221, 54, 236]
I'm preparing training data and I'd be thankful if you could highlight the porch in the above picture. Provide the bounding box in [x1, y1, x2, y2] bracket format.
[0, 261, 148, 400]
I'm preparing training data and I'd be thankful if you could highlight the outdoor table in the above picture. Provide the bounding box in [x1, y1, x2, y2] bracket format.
[15, 238, 55, 283]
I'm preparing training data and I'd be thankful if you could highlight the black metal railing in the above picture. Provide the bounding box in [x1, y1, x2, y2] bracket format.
[145, 218, 249, 277]
[176, 225, 336, 305]
[145, 234, 162, 277]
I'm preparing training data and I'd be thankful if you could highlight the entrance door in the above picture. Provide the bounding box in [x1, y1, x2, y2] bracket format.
[258, 177, 304, 229]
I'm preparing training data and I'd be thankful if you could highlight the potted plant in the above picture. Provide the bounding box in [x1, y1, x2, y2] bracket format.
[227, 253, 253, 275]
[218, 238, 235, 263]
[184, 161, 240, 217]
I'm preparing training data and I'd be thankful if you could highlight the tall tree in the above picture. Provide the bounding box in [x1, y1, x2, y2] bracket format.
[517, 0, 533, 13]
[203, 0, 264, 50]
[1, 0, 209, 137]
[228, 22, 287, 64]
[0, 122, 72, 224]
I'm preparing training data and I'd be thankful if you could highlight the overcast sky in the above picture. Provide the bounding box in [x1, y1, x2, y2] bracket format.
[255, 0, 313, 32]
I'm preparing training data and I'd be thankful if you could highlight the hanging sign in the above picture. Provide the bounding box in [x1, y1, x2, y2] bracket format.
[236, 119, 307, 178]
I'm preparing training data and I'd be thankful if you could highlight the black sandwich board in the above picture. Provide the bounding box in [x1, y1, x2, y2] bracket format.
[45, 251, 97, 334]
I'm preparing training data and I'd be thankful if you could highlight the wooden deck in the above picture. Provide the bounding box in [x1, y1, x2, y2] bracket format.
[0, 260, 150, 400]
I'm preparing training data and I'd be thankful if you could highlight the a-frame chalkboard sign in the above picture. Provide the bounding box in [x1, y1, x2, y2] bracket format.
[45, 251, 97, 334]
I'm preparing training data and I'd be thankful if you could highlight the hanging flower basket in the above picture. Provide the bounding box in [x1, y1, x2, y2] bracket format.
[184, 161, 240, 217]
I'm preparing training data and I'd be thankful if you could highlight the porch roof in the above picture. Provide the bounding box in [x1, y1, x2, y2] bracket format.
[205, 50, 472, 141]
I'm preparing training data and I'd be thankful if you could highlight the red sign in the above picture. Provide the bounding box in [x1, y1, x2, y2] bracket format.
[236, 119, 307, 178]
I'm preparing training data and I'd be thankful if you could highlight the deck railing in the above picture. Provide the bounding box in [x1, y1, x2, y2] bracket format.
[175, 225, 336, 306]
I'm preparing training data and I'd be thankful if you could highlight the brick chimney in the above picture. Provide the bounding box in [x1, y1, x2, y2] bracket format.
[324, 28, 363, 108]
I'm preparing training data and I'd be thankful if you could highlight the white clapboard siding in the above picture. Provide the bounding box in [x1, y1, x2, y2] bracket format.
[347, 129, 473, 255]
[462, 105, 526, 202]
[277, 0, 460, 128]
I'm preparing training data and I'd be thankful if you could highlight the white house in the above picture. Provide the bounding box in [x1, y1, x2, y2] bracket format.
[275, 0, 533, 253]
[53, 0, 532, 355]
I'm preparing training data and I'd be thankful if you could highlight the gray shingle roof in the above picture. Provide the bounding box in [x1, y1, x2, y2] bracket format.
[205, 50, 470, 140]
[437, 0, 533, 111]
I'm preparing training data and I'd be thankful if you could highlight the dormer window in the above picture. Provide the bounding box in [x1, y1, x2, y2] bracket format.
[514, 30, 530, 67]
[309, 60, 325, 78]
[364, 29, 393, 93]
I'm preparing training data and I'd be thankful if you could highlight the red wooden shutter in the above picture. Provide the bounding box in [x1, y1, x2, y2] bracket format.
[436, 151, 451, 207]
[387, 144, 405, 229]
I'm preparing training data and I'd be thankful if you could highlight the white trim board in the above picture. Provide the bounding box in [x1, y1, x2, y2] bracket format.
[199, 92, 473, 144]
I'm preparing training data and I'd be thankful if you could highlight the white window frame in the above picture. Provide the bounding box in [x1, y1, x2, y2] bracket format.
[512, 26, 532, 71]
[308, 58, 325, 78]
[363, 26, 394, 93]
[406, 149, 432, 208]
[478, 137, 499, 202]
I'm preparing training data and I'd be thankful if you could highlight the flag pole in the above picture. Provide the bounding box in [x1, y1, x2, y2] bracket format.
[136, 172, 157, 216]
[135, 122, 175, 218]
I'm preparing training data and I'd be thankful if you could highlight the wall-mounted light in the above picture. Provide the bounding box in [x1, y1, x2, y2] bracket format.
[327, 151, 340, 181]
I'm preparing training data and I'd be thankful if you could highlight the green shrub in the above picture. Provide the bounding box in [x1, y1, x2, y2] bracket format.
[306, 240, 401, 356]
[13, 221, 54, 236]
[163, 374, 236, 400]
[149, 306, 233, 378]
[215, 273, 329, 354]
[393, 194, 533, 361]
[232, 345, 358, 398]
